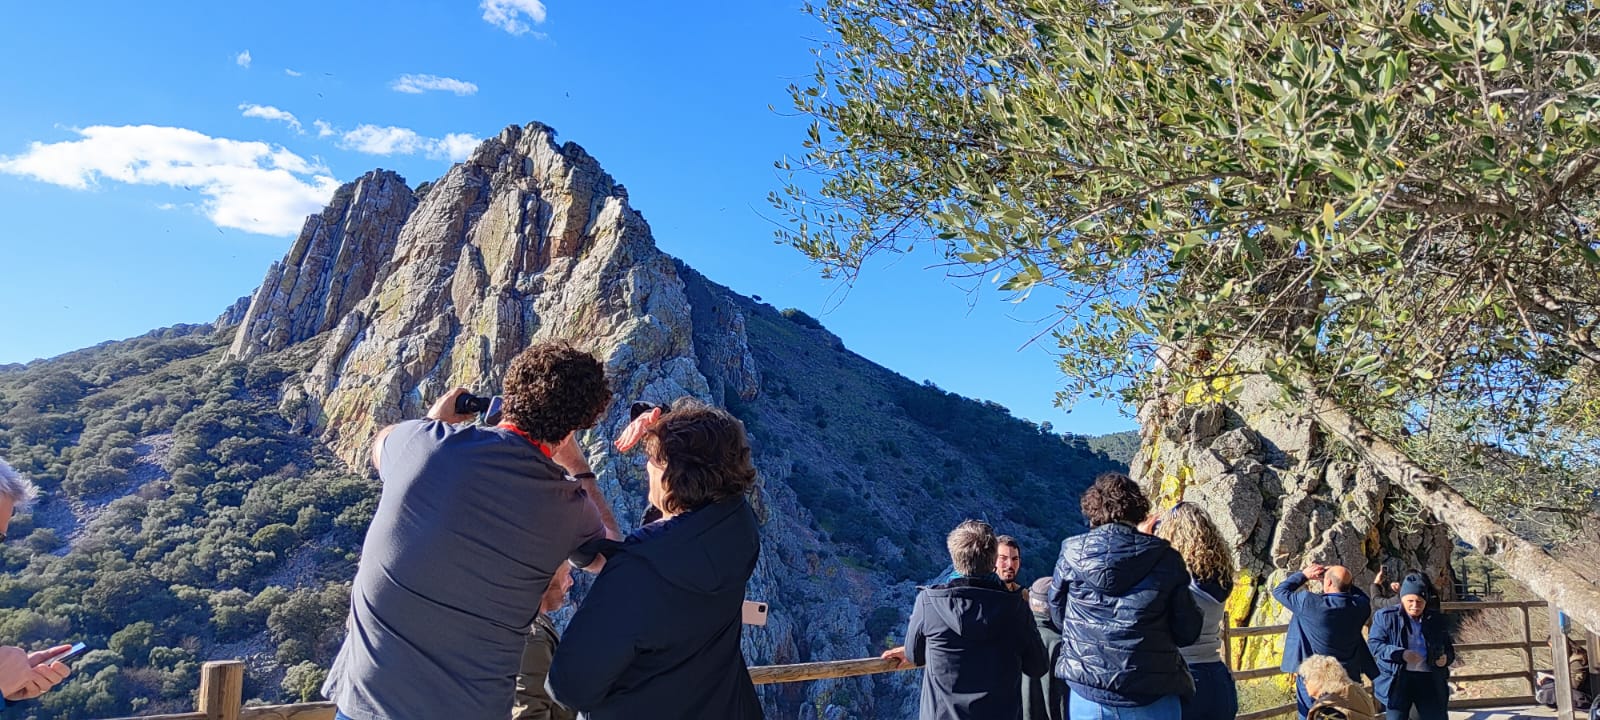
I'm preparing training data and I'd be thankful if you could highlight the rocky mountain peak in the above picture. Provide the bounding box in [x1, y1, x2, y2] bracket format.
[227, 169, 417, 360]
[215, 124, 709, 477]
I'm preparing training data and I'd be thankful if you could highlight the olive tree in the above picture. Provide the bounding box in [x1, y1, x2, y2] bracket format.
[778, 0, 1600, 627]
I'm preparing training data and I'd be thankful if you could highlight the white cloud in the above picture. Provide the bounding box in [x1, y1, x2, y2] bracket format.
[235, 50, 252, 68]
[339, 125, 427, 156]
[435, 133, 480, 162]
[480, 0, 547, 35]
[155, 202, 177, 211]
[391, 74, 479, 96]
[239, 103, 303, 134]
[338, 124, 479, 162]
[0, 125, 340, 236]
[284, 68, 303, 77]
[313, 119, 335, 138]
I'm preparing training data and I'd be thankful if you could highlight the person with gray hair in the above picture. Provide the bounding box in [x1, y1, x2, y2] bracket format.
[0, 458, 73, 707]
[882, 520, 1048, 719]
[1302, 655, 1380, 720]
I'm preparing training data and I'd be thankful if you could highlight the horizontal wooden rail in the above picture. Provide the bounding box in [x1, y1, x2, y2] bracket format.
[1441, 600, 1546, 611]
[1455, 640, 1532, 652]
[1453, 669, 1538, 683]
[1236, 702, 1296, 720]
[106, 714, 206, 720]
[1224, 623, 1290, 638]
[749, 657, 911, 685]
[1232, 666, 1288, 682]
[238, 703, 336, 719]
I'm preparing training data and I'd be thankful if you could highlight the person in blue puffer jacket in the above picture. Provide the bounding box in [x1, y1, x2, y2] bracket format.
[1050, 473, 1203, 720]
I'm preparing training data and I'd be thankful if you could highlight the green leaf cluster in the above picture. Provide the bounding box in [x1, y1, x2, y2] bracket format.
[781, 0, 1600, 523]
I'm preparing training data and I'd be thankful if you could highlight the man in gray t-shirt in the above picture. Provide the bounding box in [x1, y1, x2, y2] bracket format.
[323, 342, 620, 720]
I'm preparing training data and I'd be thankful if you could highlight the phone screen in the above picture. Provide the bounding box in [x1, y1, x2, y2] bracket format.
[48, 642, 87, 663]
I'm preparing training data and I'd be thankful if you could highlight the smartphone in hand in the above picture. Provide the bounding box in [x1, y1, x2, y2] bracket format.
[44, 643, 86, 664]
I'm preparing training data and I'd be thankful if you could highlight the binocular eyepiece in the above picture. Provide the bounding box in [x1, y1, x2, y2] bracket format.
[455, 393, 504, 425]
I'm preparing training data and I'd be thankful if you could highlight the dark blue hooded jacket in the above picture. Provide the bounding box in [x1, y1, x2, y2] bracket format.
[1367, 604, 1454, 708]
[906, 575, 1050, 720]
[546, 496, 763, 720]
[1049, 523, 1203, 706]
[1274, 572, 1378, 681]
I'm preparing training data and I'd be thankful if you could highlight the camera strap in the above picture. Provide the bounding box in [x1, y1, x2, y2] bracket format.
[496, 422, 554, 458]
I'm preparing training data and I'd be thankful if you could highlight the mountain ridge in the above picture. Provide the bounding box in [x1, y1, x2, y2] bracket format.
[0, 122, 1122, 720]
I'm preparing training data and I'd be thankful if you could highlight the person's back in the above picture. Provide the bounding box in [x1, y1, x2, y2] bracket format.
[547, 399, 765, 720]
[324, 420, 604, 719]
[1307, 687, 1381, 720]
[1023, 577, 1069, 720]
[1275, 567, 1375, 681]
[879, 520, 1048, 720]
[324, 342, 615, 720]
[912, 575, 1047, 719]
[1052, 522, 1200, 704]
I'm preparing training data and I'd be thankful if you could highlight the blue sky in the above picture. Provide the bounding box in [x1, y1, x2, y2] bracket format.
[0, 1, 1134, 436]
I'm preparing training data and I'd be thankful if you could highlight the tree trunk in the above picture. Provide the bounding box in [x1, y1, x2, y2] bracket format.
[1302, 383, 1600, 634]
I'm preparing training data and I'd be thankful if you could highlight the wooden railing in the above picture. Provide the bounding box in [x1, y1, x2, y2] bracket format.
[1217, 599, 1600, 720]
[101, 599, 1600, 720]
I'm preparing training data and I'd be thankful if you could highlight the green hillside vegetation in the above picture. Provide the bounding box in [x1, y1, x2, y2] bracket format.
[1087, 430, 1140, 466]
[0, 327, 372, 718]
[0, 301, 1123, 719]
[703, 270, 1122, 585]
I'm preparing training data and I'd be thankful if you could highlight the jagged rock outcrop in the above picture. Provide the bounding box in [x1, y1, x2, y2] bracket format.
[220, 121, 1118, 719]
[215, 295, 252, 328]
[227, 170, 417, 360]
[1130, 372, 1453, 669]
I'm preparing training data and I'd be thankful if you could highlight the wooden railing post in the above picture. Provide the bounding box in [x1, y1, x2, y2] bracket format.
[1221, 622, 1232, 670]
[1523, 604, 1536, 697]
[198, 661, 245, 720]
[1550, 605, 1574, 720]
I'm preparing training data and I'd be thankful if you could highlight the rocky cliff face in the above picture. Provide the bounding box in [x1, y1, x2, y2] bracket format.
[227, 170, 417, 360]
[1129, 373, 1453, 669]
[223, 121, 1120, 718]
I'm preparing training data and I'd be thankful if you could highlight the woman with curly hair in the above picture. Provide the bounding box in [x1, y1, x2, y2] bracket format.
[547, 398, 763, 720]
[1050, 473, 1203, 720]
[1153, 503, 1239, 720]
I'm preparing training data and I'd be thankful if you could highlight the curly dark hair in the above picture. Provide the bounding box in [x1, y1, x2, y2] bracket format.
[1081, 472, 1151, 528]
[501, 341, 611, 444]
[642, 398, 757, 514]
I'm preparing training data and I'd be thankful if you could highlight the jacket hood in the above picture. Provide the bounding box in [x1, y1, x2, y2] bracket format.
[1062, 523, 1174, 594]
[621, 496, 759, 595]
[920, 576, 1022, 642]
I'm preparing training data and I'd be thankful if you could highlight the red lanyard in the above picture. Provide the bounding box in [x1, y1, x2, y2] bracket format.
[497, 423, 554, 458]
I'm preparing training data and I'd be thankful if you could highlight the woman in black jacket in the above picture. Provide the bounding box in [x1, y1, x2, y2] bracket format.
[546, 399, 763, 719]
[1050, 473, 1203, 720]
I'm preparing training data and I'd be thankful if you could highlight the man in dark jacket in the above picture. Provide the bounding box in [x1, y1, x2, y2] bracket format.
[1274, 564, 1377, 718]
[546, 399, 763, 720]
[1049, 473, 1203, 719]
[1367, 576, 1454, 720]
[883, 520, 1049, 720]
[1023, 577, 1069, 720]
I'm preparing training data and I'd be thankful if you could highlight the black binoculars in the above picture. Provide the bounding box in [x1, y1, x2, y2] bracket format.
[455, 393, 504, 425]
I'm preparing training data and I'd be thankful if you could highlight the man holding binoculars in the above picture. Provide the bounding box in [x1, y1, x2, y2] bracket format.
[322, 341, 621, 720]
